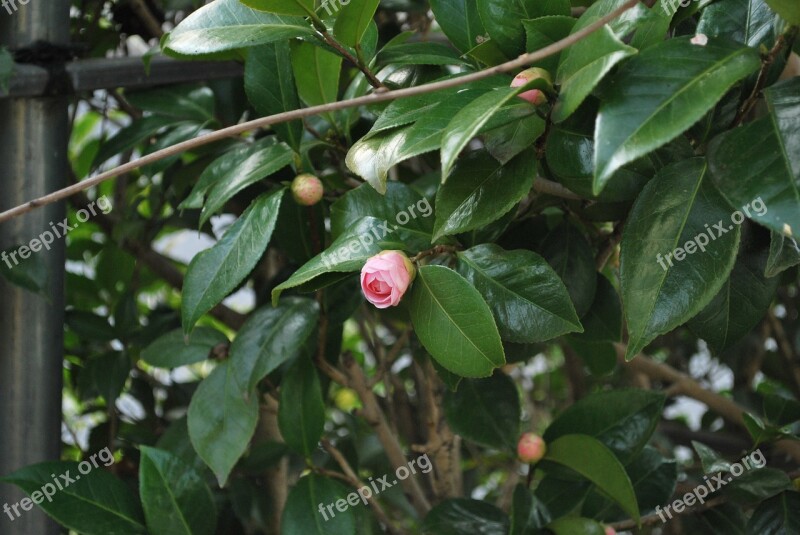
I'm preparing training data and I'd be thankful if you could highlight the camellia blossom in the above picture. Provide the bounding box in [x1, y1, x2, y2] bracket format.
[360, 251, 415, 308]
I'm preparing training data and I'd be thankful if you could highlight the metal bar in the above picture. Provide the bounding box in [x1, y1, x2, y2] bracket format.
[0, 1, 70, 534]
[1, 56, 243, 99]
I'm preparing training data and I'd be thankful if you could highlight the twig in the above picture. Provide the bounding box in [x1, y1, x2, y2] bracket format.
[533, 177, 583, 201]
[0, 0, 642, 224]
[129, 0, 164, 38]
[410, 245, 461, 263]
[596, 222, 624, 271]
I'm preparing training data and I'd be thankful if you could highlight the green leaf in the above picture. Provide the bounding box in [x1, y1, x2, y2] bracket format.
[163, 0, 314, 55]
[93, 115, 174, 167]
[540, 223, 598, 318]
[544, 389, 665, 462]
[126, 85, 216, 123]
[546, 517, 606, 535]
[422, 499, 510, 535]
[708, 77, 800, 238]
[141, 327, 229, 369]
[182, 190, 283, 334]
[746, 491, 800, 534]
[594, 37, 760, 193]
[430, 0, 488, 53]
[763, 0, 800, 24]
[523, 16, 576, 74]
[241, 0, 315, 16]
[726, 468, 792, 503]
[689, 234, 779, 354]
[139, 447, 217, 535]
[245, 42, 304, 150]
[291, 41, 342, 107]
[510, 484, 551, 534]
[1, 461, 146, 535]
[199, 143, 293, 226]
[692, 441, 733, 473]
[230, 298, 320, 391]
[333, 0, 380, 46]
[271, 216, 422, 304]
[477, 0, 570, 58]
[441, 87, 542, 181]
[620, 159, 741, 360]
[697, 0, 777, 49]
[188, 360, 259, 486]
[282, 474, 356, 535]
[764, 394, 800, 426]
[278, 356, 326, 457]
[574, 274, 622, 343]
[378, 42, 471, 66]
[543, 434, 640, 522]
[409, 265, 505, 378]
[0, 244, 50, 297]
[443, 372, 520, 449]
[456, 244, 582, 343]
[483, 114, 546, 164]
[434, 150, 536, 241]
[765, 232, 800, 277]
[552, 25, 637, 123]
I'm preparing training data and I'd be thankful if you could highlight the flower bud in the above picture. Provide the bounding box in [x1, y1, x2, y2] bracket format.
[517, 432, 546, 463]
[604, 526, 616, 535]
[291, 173, 324, 206]
[511, 68, 553, 106]
[334, 388, 360, 412]
[360, 250, 416, 308]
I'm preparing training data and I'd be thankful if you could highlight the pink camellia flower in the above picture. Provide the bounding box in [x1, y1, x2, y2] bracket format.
[360, 251, 415, 309]
[511, 67, 552, 106]
[517, 432, 547, 463]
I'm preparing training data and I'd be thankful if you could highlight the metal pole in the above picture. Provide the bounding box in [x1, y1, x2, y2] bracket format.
[0, 0, 70, 533]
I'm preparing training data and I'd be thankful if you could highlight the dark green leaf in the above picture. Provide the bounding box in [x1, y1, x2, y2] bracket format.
[430, 0, 487, 53]
[379, 42, 470, 66]
[456, 244, 582, 343]
[540, 223, 597, 318]
[697, 0, 777, 49]
[333, 0, 380, 46]
[765, 232, 800, 277]
[126, 86, 216, 123]
[182, 190, 283, 334]
[595, 37, 760, 193]
[291, 41, 342, 107]
[282, 474, 356, 535]
[620, 159, 741, 360]
[93, 115, 174, 167]
[746, 491, 800, 534]
[510, 484, 551, 534]
[477, 0, 570, 58]
[139, 447, 217, 535]
[278, 356, 325, 457]
[443, 372, 520, 449]
[241, 0, 315, 16]
[409, 265, 505, 378]
[422, 499, 509, 535]
[726, 468, 792, 503]
[141, 327, 229, 369]
[546, 517, 606, 535]
[523, 16, 576, 74]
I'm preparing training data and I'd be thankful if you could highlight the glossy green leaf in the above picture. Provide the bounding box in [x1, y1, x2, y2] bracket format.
[271, 216, 422, 304]
[409, 265, 505, 378]
[278, 357, 325, 457]
[163, 0, 314, 55]
[575, 274, 622, 343]
[764, 393, 800, 426]
[477, 0, 570, 58]
[188, 360, 259, 486]
[765, 232, 800, 277]
[708, 77, 800, 238]
[483, 113, 546, 164]
[422, 499, 509, 535]
[182, 190, 283, 334]
[231, 298, 319, 391]
[620, 159, 741, 360]
[763, 0, 800, 23]
[594, 37, 760, 193]
[540, 223, 598, 318]
[139, 447, 217, 535]
[547, 517, 606, 535]
[697, 0, 777, 49]
[689, 234, 779, 355]
[544, 389, 665, 462]
[543, 434, 639, 522]
[333, 0, 380, 46]
[245, 42, 304, 150]
[434, 150, 536, 241]
[456, 244, 582, 343]
[282, 474, 356, 535]
[93, 115, 174, 168]
[523, 16, 576, 74]
[727, 468, 792, 503]
[443, 372, 520, 449]
[379, 42, 470, 66]
[552, 25, 636, 123]
[141, 327, 228, 368]
[430, 0, 487, 53]
[126, 86, 216, 123]
[240, 0, 314, 17]
[199, 143, 293, 226]
[291, 41, 342, 107]
[1, 461, 146, 535]
[509, 484, 551, 534]
[746, 491, 800, 534]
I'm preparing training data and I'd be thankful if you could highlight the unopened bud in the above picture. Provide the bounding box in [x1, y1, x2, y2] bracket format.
[291, 174, 324, 206]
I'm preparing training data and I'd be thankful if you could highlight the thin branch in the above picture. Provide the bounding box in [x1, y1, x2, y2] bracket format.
[0, 0, 642, 224]
[533, 177, 583, 200]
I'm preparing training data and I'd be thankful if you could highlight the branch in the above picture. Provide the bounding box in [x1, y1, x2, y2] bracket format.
[0, 0, 642, 224]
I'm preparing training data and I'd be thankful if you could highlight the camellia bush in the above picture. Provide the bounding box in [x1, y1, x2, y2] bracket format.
[3, 0, 800, 533]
